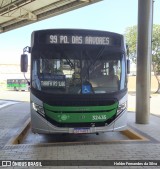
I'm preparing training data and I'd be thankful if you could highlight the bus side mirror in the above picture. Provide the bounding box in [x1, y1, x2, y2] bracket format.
[126, 44, 129, 56]
[127, 59, 130, 74]
[21, 54, 28, 72]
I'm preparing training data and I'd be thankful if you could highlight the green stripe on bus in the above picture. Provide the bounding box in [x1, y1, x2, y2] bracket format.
[7, 84, 27, 87]
[44, 102, 118, 112]
[44, 103, 118, 123]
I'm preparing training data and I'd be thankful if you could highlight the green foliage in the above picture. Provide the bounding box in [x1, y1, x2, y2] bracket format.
[125, 26, 137, 62]
[152, 25, 160, 74]
[124, 24, 160, 74]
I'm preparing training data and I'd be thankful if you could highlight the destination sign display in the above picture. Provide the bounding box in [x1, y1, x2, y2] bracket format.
[46, 34, 115, 45]
[41, 80, 65, 88]
[41, 75, 66, 88]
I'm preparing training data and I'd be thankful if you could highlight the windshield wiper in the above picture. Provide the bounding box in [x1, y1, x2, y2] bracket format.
[62, 54, 74, 69]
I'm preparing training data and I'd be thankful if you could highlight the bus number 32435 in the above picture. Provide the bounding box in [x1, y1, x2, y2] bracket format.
[92, 115, 107, 120]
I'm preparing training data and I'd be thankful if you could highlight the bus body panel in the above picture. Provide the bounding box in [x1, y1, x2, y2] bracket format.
[30, 93, 127, 134]
[31, 110, 127, 133]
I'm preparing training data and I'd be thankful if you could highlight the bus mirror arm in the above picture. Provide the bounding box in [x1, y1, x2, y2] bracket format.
[23, 46, 31, 53]
[21, 46, 30, 72]
[126, 44, 129, 56]
[126, 44, 130, 74]
[21, 54, 30, 87]
[23, 72, 30, 87]
[21, 46, 30, 88]
[127, 59, 130, 74]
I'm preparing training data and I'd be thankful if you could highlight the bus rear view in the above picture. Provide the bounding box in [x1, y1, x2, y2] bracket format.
[21, 29, 129, 134]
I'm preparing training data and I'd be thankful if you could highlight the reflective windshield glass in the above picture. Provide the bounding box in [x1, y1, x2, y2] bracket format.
[31, 48, 126, 94]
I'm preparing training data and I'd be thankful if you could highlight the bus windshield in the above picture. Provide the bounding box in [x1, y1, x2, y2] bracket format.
[31, 46, 126, 94]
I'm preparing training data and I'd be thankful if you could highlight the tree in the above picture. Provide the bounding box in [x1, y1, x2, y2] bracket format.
[152, 25, 160, 93]
[125, 26, 137, 63]
[125, 24, 160, 93]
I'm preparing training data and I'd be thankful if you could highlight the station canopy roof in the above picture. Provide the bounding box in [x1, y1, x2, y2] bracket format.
[0, 0, 101, 33]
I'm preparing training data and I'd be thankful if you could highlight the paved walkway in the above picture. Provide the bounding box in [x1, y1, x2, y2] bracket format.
[0, 99, 160, 169]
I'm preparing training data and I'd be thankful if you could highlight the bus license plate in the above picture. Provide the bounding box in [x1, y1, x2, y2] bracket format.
[74, 128, 90, 134]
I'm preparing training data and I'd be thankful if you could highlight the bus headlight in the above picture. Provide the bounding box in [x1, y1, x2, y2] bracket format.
[117, 102, 127, 115]
[32, 103, 45, 117]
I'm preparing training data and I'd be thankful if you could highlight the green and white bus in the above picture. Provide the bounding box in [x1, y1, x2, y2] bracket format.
[21, 29, 130, 134]
[7, 79, 28, 91]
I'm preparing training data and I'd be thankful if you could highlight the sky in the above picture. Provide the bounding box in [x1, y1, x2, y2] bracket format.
[0, 0, 160, 64]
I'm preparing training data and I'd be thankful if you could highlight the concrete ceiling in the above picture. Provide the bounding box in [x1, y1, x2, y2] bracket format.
[0, 0, 101, 33]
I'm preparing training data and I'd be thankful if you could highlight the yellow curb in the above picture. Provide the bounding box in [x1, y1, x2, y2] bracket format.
[7, 119, 149, 145]
[120, 128, 148, 141]
[7, 118, 31, 145]
[128, 108, 135, 111]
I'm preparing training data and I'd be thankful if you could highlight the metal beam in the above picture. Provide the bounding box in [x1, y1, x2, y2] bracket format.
[136, 0, 153, 124]
[1, 0, 101, 33]
[0, 9, 37, 21]
[0, 0, 35, 15]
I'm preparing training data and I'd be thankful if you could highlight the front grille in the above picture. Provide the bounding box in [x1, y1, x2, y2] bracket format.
[44, 100, 118, 128]
[46, 114, 117, 128]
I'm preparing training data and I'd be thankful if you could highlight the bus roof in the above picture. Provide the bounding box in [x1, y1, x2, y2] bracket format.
[32, 28, 123, 37]
[31, 29, 124, 49]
